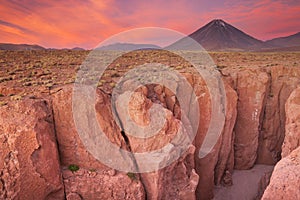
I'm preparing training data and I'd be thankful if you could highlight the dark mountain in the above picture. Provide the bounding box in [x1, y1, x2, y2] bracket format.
[166, 19, 264, 51]
[97, 42, 161, 50]
[0, 43, 45, 50]
[259, 45, 300, 52]
[265, 32, 300, 48]
[71, 47, 86, 51]
[60, 47, 86, 50]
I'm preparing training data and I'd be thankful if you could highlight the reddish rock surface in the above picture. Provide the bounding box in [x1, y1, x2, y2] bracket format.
[51, 85, 127, 170]
[115, 90, 199, 199]
[194, 82, 237, 200]
[63, 169, 145, 200]
[282, 87, 300, 157]
[187, 73, 214, 200]
[52, 85, 106, 170]
[2, 50, 300, 199]
[139, 146, 199, 200]
[256, 170, 272, 200]
[214, 83, 237, 185]
[262, 146, 300, 200]
[0, 99, 64, 199]
[115, 91, 181, 153]
[221, 66, 300, 167]
[257, 66, 300, 164]
[261, 86, 300, 200]
[233, 69, 269, 169]
[135, 69, 238, 200]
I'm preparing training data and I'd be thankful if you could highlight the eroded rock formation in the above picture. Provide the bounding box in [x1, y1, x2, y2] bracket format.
[233, 69, 269, 169]
[257, 66, 300, 164]
[0, 99, 64, 199]
[282, 87, 300, 157]
[1, 64, 300, 199]
[63, 169, 145, 200]
[262, 147, 300, 200]
[262, 86, 300, 200]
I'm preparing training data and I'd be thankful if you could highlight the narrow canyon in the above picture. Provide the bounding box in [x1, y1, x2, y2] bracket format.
[0, 51, 300, 200]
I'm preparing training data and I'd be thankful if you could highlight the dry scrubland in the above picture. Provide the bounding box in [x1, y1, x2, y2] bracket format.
[0, 50, 299, 103]
[0, 50, 300, 200]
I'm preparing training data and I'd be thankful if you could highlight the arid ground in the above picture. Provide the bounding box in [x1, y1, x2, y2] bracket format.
[1, 50, 299, 102]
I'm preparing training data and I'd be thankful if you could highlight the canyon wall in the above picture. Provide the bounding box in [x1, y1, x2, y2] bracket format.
[0, 99, 64, 199]
[262, 87, 300, 200]
[1, 66, 300, 199]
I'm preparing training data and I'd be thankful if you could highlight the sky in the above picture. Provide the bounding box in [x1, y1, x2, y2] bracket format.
[1, 0, 300, 49]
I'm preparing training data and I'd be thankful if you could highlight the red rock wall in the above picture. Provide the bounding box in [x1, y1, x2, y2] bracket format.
[262, 86, 300, 200]
[1, 65, 300, 199]
[281, 87, 300, 157]
[262, 147, 300, 200]
[0, 99, 64, 199]
[257, 66, 300, 164]
[221, 66, 300, 169]
[234, 69, 269, 169]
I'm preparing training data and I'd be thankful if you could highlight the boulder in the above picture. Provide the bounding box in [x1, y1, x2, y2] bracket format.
[139, 146, 199, 200]
[262, 146, 300, 200]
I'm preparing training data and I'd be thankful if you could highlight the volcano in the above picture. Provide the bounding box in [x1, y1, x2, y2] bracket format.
[167, 19, 264, 51]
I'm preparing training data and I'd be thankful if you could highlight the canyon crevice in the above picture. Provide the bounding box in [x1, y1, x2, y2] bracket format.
[1, 65, 300, 199]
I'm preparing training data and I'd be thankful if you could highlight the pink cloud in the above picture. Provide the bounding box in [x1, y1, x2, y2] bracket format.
[0, 0, 299, 48]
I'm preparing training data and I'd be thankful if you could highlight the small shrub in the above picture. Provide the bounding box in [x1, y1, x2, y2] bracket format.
[0, 101, 7, 106]
[0, 76, 12, 83]
[126, 172, 136, 180]
[216, 65, 227, 69]
[10, 95, 22, 101]
[68, 164, 79, 172]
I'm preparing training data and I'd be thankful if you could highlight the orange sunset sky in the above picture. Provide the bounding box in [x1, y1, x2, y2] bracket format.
[1, 0, 300, 49]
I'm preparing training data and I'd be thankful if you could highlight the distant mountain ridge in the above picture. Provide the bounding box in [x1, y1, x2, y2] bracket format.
[0, 43, 45, 50]
[265, 32, 300, 48]
[96, 42, 161, 50]
[71, 47, 85, 51]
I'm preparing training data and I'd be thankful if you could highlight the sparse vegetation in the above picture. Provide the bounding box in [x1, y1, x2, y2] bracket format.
[0, 76, 13, 83]
[68, 164, 80, 172]
[89, 168, 97, 172]
[0, 50, 299, 103]
[126, 172, 136, 180]
[10, 95, 22, 101]
[0, 101, 7, 106]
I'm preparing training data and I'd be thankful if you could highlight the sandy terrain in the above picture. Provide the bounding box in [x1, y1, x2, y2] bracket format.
[214, 165, 274, 200]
